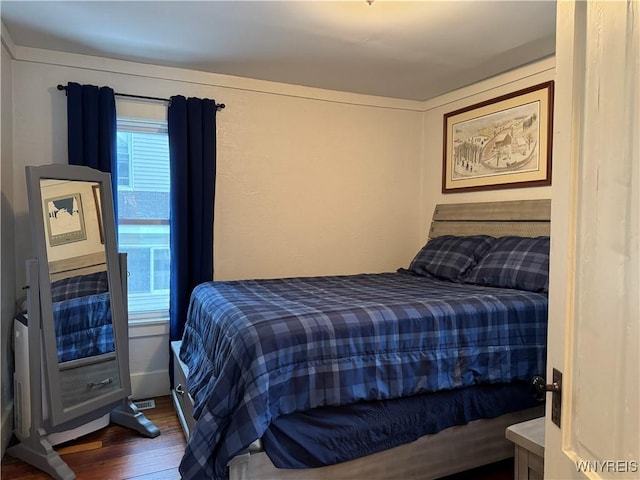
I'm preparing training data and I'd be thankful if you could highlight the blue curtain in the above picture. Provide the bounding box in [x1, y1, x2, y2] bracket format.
[66, 82, 117, 204]
[168, 96, 217, 342]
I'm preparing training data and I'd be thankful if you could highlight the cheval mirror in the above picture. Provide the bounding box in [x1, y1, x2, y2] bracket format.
[8, 164, 159, 480]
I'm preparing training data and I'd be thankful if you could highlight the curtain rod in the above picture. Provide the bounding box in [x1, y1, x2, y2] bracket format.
[56, 84, 225, 111]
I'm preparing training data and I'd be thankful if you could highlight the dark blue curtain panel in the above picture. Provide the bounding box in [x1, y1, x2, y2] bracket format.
[167, 95, 217, 342]
[65, 81, 117, 216]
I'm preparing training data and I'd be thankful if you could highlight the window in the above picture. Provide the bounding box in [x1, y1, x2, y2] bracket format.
[116, 118, 170, 320]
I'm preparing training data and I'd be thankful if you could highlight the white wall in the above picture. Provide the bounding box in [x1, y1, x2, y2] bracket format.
[1, 31, 16, 455]
[11, 48, 425, 286]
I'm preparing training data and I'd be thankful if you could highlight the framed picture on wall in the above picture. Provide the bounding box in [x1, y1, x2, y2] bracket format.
[44, 192, 87, 246]
[442, 81, 554, 193]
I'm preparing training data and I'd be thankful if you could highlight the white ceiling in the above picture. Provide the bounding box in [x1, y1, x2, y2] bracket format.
[1, 1, 557, 101]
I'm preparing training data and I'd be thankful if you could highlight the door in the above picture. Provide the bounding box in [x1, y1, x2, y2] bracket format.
[545, 1, 639, 479]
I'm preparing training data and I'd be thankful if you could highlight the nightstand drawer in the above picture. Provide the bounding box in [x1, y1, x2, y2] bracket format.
[171, 341, 196, 438]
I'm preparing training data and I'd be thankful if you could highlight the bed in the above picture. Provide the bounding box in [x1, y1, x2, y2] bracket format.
[172, 199, 551, 480]
[49, 253, 114, 363]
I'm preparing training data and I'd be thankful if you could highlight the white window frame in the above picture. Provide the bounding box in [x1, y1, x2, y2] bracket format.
[117, 117, 171, 323]
[116, 131, 133, 189]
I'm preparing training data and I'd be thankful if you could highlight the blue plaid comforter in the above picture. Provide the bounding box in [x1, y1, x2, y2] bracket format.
[53, 292, 114, 363]
[178, 272, 547, 479]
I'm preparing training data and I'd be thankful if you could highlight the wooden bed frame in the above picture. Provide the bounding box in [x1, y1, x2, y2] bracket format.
[172, 198, 551, 480]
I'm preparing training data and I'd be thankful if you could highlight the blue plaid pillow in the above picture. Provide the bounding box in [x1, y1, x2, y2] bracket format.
[408, 235, 496, 281]
[51, 270, 109, 302]
[463, 236, 550, 292]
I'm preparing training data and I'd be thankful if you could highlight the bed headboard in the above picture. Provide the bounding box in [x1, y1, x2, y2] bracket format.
[429, 199, 551, 239]
[48, 251, 107, 282]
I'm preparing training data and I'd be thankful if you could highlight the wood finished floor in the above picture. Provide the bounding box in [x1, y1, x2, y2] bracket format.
[2, 395, 514, 480]
[2, 396, 185, 480]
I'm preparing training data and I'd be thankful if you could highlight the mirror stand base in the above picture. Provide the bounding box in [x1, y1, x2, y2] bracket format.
[110, 398, 161, 438]
[7, 428, 75, 480]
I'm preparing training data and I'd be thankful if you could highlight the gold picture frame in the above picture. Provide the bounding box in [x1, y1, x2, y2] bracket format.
[442, 81, 554, 193]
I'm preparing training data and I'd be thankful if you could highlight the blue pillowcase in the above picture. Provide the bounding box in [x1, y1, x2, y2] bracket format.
[408, 235, 497, 282]
[463, 236, 550, 292]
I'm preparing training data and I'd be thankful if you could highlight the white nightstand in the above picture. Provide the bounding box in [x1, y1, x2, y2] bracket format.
[505, 417, 545, 480]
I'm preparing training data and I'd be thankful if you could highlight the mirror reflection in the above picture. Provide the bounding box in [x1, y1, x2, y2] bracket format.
[39, 179, 115, 364]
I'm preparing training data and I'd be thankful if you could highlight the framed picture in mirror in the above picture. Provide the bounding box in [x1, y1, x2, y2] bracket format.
[44, 192, 87, 246]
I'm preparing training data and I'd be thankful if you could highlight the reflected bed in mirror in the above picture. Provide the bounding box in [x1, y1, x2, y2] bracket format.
[51, 260, 114, 363]
[40, 179, 115, 364]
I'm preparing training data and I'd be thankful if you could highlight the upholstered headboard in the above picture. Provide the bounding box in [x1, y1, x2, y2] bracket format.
[429, 199, 551, 239]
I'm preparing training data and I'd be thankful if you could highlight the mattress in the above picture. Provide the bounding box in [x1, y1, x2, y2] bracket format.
[178, 271, 548, 480]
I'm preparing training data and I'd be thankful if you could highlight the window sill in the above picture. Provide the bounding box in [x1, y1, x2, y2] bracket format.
[128, 312, 169, 325]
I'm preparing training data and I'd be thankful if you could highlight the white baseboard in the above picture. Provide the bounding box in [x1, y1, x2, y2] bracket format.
[1, 401, 14, 459]
[130, 369, 170, 400]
